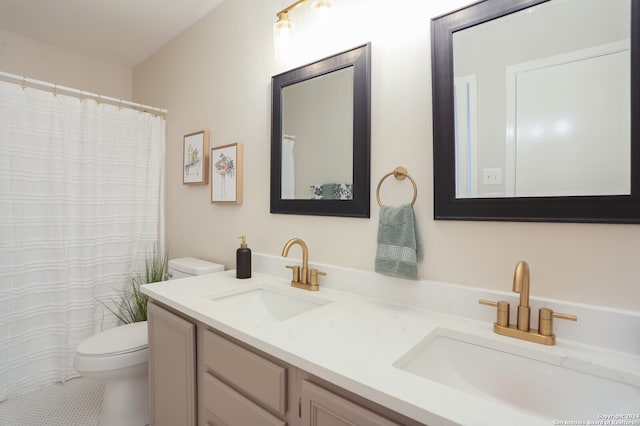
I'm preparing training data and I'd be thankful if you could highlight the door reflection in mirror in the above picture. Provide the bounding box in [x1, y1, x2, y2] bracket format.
[452, 0, 631, 198]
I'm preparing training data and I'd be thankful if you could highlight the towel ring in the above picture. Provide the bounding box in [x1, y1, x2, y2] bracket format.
[376, 167, 417, 207]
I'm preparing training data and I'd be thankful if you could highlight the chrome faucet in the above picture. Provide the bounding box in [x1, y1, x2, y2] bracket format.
[281, 238, 325, 291]
[479, 260, 577, 345]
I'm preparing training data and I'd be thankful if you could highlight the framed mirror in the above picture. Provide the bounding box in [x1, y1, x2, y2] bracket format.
[271, 43, 371, 217]
[432, 0, 640, 223]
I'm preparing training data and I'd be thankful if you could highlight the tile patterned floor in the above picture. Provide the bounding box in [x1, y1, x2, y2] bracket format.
[0, 378, 103, 426]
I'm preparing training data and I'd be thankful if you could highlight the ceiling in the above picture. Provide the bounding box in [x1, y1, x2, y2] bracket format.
[0, 0, 224, 67]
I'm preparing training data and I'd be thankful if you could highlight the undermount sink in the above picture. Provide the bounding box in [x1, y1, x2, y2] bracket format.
[207, 284, 331, 325]
[394, 328, 640, 420]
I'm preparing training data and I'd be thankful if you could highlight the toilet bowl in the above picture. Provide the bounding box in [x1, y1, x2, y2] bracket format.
[74, 321, 149, 426]
[74, 257, 224, 426]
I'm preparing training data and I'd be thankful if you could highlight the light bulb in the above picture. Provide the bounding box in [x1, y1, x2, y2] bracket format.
[274, 12, 294, 38]
[274, 12, 295, 63]
[312, 0, 332, 12]
[312, 0, 332, 28]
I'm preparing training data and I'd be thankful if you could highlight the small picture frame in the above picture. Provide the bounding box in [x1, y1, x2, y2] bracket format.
[211, 142, 243, 204]
[183, 130, 209, 184]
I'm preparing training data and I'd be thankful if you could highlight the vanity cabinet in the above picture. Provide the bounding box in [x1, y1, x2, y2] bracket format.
[147, 298, 422, 426]
[147, 301, 197, 426]
[196, 327, 422, 426]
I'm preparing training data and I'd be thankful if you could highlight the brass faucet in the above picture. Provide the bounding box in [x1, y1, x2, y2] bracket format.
[513, 260, 530, 331]
[281, 238, 325, 291]
[479, 260, 577, 345]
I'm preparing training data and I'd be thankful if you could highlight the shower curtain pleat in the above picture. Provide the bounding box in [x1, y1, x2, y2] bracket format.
[281, 136, 295, 199]
[0, 80, 166, 401]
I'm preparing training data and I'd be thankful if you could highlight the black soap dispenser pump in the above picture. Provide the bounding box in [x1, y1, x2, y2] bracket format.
[236, 235, 251, 279]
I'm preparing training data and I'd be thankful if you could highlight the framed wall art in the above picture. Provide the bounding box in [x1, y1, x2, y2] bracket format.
[183, 130, 209, 184]
[211, 142, 243, 204]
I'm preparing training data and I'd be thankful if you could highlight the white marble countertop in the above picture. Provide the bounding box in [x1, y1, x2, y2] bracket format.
[142, 253, 640, 426]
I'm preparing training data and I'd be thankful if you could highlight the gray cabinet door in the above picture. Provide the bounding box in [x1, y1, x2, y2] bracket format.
[300, 380, 401, 426]
[148, 301, 196, 426]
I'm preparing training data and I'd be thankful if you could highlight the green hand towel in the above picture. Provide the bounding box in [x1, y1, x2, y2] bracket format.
[375, 204, 423, 280]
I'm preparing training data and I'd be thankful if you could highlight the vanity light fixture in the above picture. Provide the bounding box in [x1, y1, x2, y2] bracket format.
[274, 0, 333, 41]
[311, 0, 332, 14]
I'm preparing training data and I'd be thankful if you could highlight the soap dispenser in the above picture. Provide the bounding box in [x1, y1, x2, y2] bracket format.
[236, 235, 251, 279]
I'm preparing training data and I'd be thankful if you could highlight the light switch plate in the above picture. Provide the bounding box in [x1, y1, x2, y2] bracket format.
[483, 168, 502, 185]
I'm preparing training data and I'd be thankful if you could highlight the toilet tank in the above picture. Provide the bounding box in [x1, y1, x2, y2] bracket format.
[167, 257, 224, 280]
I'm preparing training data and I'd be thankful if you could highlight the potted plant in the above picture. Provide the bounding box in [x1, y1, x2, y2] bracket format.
[103, 244, 168, 324]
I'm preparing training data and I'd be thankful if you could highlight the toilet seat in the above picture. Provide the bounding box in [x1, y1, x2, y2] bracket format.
[76, 321, 148, 356]
[74, 321, 148, 373]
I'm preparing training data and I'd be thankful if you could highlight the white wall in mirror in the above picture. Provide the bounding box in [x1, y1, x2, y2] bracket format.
[282, 66, 354, 199]
[453, 0, 631, 198]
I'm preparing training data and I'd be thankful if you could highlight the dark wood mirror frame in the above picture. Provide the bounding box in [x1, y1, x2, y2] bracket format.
[270, 43, 371, 218]
[432, 0, 640, 223]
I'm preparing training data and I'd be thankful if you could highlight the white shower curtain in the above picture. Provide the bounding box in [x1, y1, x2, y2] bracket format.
[281, 135, 295, 199]
[0, 80, 166, 401]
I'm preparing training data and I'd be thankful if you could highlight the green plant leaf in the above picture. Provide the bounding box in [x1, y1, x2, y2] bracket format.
[99, 242, 167, 324]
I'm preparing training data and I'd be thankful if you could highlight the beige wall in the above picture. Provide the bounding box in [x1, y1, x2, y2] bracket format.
[133, 0, 640, 311]
[0, 28, 132, 100]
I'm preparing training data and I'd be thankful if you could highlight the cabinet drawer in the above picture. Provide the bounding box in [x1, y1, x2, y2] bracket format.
[202, 372, 286, 426]
[202, 329, 287, 415]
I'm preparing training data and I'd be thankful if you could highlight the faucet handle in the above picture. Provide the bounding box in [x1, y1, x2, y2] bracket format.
[309, 269, 326, 287]
[285, 265, 300, 283]
[538, 308, 577, 337]
[479, 299, 510, 327]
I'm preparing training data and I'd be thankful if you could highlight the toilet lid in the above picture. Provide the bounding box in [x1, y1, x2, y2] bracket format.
[168, 257, 224, 275]
[77, 321, 148, 356]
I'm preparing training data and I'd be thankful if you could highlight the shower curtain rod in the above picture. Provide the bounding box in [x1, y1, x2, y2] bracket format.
[0, 70, 168, 115]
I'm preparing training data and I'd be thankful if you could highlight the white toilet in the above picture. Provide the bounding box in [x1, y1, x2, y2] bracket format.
[74, 257, 224, 426]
